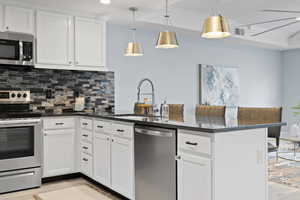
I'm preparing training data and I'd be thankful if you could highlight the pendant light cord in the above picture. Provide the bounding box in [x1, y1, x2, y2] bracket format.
[164, 0, 170, 26]
[130, 7, 137, 42]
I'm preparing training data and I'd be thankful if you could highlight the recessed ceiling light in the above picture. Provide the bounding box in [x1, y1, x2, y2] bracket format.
[296, 17, 300, 21]
[100, 0, 111, 5]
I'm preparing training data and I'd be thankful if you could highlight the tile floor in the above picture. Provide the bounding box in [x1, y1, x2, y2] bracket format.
[1, 177, 300, 200]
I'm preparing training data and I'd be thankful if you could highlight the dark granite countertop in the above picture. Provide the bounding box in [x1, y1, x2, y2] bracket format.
[40, 112, 287, 133]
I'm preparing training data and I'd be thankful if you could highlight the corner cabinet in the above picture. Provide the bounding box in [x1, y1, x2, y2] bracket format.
[4, 6, 34, 34]
[75, 17, 105, 68]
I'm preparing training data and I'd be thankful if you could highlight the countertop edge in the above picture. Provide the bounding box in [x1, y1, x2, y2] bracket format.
[41, 113, 287, 134]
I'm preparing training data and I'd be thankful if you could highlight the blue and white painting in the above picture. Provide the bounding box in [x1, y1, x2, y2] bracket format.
[200, 64, 240, 106]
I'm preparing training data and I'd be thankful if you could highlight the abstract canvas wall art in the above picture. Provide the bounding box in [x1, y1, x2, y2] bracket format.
[199, 64, 240, 106]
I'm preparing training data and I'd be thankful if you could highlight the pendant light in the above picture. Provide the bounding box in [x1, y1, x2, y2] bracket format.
[201, 0, 231, 39]
[124, 7, 143, 56]
[156, 0, 179, 49]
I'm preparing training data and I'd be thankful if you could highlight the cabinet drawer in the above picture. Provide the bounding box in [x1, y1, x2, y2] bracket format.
[80, 153, 93, 177]
[111, 123, 133, 139]
[178, 133, 211, 155]
[94, 120, 111, 133]
[43, 118, 75, 130]
[81, 129, 93, 143]
[80, 142, 92, 155]
[80, 118, 93, 130]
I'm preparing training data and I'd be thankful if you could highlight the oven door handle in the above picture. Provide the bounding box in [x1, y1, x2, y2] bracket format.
[0, 171, 35, 179]
[0, 119, 41, 126]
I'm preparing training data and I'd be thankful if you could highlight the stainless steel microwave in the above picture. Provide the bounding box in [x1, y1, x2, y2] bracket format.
[0, 32, 34, 66]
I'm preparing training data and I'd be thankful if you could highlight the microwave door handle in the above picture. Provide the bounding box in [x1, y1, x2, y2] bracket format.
[19, 41, 23, 61]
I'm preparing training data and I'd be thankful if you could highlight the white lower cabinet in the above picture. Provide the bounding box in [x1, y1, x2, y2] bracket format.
[111, 137, 133, 198]
[177, 154, 211, 200]
[80, 153, 93, 177]
[93, 133, 110, 187]
[43, 129, 75, 178]
[92, 120, 134, 199]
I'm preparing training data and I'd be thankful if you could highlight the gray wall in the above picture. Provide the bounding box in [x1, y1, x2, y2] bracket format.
[107, 24, 283, 113]
[282, 49, 300, 130]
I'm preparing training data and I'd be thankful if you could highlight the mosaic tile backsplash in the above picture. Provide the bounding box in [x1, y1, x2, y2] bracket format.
[0, 66, 114, 114]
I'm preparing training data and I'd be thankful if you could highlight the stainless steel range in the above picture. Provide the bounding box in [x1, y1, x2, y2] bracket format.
[0, 90, 42, 194]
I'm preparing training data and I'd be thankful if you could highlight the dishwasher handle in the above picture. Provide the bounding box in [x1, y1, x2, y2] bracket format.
[135, 127, 174, 137]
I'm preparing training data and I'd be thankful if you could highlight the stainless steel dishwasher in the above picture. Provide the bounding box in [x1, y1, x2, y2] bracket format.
[134, 125, 176, 200]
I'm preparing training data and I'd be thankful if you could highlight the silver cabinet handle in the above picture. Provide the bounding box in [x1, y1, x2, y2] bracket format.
[82, 146, 88, 150]
[82, 122, 88, 126]
[117, 129, 124, 133]
[82, 134, 88, 137]
[56, 122, 64, 126]
[82, 158, 88, 162]
[97, 125, 104, 128]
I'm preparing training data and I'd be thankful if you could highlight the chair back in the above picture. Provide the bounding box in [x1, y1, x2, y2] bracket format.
[195, 105, 225, 117]
[238, 107, 282, 142]
[168, 104, 184, 121]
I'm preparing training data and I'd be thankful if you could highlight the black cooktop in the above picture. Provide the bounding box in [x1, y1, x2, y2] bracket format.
[0, 112, 42, 119]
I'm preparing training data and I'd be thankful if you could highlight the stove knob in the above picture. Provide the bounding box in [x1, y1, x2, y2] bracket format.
[23, 93, 27, 98]
[11, 93, 16, 98]
[17, 93, 22, 98]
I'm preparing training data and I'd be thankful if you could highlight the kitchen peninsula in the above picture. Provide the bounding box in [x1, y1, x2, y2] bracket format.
[41, 112, 286, 200]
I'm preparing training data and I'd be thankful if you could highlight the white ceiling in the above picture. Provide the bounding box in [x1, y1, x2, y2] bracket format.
[3, 0, 300, 50]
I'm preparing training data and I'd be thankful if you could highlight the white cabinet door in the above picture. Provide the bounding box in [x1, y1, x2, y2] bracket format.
[36, 11, 73, 65]
[75, 17, 105, 67]
[4, 6, 33, 34]
[177, 154, 212, 200]
[93, 133, 110, 187]
[43, 129, 75, 178]
[111, 137, 133, 199]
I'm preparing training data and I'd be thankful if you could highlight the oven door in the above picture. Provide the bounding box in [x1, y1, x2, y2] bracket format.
[0, 39, 21, 65]
[0, 119, 42, 172]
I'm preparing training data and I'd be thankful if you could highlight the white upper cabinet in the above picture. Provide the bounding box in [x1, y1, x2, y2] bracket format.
[75, 17, 105, 68]
[36, 11, 73, 65]
[4, 6, 33, 34]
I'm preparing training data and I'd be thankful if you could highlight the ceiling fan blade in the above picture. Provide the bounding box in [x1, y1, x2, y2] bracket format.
[262, 9, 300, 13]
[239, 17, 296, 27]
[288, 29, 300, 39]
[251, 21, 300, 36]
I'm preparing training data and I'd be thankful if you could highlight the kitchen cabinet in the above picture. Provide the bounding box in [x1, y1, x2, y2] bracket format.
[75, 17, 105, 68]
[178, 129, 268, 200]
[4, 6, 33, 34]
[43, 129, 75, 178]
[94, 133, 110, 187]
[93, 120, 134, 199]
[36, 11, 73, 66]
[79, 118, 93, 177]
[43, 117, 76, 178]
[111, 136, 133, 198]
[177, 154, 211, 200]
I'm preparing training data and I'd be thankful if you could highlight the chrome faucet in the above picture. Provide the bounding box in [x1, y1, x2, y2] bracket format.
[137, 78, 155, 106]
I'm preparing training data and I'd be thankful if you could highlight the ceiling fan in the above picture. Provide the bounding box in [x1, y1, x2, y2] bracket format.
[239, 9, 300, 37]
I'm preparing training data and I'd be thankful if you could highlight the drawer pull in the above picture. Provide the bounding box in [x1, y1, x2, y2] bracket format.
[97, 125, 104, 128]
[175, 155, 181, 160]
[82, 134, 88, 137]
[82, 158, 88, 162]
[185, 141, 198, 146]
[82, 123, 88, 125]
[55, 122, 64, 125]
[117, 129, 125, 133]
[82, 146, 88, 150]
